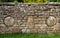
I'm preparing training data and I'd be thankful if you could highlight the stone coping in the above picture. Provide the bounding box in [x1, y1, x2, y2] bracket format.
[0, 2, 60, 5]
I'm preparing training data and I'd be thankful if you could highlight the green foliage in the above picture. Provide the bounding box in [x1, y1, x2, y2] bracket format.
[57, 0, 60, 2]
[23, 0, 48, 3]
[0, 0, 8, 2]
[14, 0, 18, 4]
[0, 33, 60, 38]
[0, 0, 60, 3]
[49, 0, 57, 2]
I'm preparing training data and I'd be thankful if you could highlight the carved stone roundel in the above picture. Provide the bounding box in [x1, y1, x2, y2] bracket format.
[4, 17, 15, 26]
[46, 16, 57, 26]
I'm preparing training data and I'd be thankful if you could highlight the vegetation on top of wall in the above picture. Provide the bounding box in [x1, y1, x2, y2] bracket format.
[14, 0, 18, 4]
[23, 0, 48, 3]
[0, 0, 60, 3]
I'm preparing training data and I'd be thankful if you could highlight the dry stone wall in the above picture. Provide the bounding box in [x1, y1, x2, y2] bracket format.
[0, 2, 60, 34]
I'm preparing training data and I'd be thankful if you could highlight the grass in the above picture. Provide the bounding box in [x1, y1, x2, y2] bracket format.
[0, 33, 60, 38]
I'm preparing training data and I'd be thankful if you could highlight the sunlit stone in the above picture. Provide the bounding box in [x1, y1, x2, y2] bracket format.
[4, 17, 14, 26]
[46, 16, 57, 27]
[27, 16, 33, 24]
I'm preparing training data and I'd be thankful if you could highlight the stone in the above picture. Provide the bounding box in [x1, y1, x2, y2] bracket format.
[57, 18, 60, 23]
[30, 29, 38, 33]
[53, 23, 60, 33]
[13, 24, 19, 27]
[20, 8, 26, 12]
[40, 24, 47, 32]
[4, 17, 15, 26]
[46, 16, 57, 27]
[22, 29, 30, 33]
[22, 29, 26, 33]
[0, 24, 6, 34]
[28, 25, 34, 29]
[0, 3, 60, 34]
[35, 24, 41, 27]
[6, 27, 20, 33]
[20, 24, 26, 27]
[27, 16, 33, 24]
[11, 27, 20, 33]
[38, 29, 47, 34]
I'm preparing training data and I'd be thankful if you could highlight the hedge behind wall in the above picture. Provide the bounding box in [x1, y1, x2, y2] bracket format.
[0, 0, 60, 3]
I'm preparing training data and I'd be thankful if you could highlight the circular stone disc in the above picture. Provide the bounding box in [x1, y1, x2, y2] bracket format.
[46, 16, 57, 27]
[4, 17, 14, 26]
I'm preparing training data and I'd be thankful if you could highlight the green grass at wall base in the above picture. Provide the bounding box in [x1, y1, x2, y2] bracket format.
[0, 33, 60, 38]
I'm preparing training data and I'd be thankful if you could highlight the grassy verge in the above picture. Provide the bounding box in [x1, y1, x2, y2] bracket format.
[0, 33, 60, 38]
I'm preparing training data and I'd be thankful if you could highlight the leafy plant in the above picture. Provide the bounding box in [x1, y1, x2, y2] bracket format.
[57, 0, 60, 2]
[14, 0, 18, 4]
[23, 0, 48, 3]
[49, 0, 57, 2]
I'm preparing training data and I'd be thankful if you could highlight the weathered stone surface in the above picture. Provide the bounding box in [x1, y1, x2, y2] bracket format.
[0, 2, 60, 34]
[53, 23, 60, 33]
[4, 17, 15, 26]
[22, 29, 30, 33]
[0, 24, 6, 34]
[5, 27, 20, 33]
[27, 16, 33, 24]
[46, 16, 57, 27]
[30, 29, 38, 33]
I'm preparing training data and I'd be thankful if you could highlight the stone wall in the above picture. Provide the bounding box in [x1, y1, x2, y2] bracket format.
[0, 2, 60, 34]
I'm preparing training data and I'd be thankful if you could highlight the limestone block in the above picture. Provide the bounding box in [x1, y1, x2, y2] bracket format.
[27, 16, 33, 24]
[30, 29, 38, 33]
